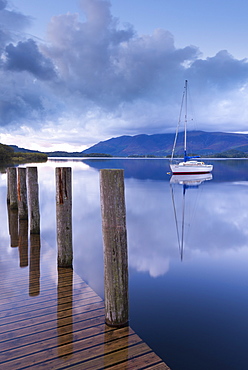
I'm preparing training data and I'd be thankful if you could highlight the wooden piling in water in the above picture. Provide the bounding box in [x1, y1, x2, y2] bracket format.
[56, 167, 73, 268]
[27, 167, 40, 234]
[7, 167, 18, 209]
[17, 167, 28, 220]
[100, 169, 128, 327]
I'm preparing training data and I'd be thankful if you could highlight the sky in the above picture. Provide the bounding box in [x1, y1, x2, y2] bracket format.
[0, 0, 248, 151]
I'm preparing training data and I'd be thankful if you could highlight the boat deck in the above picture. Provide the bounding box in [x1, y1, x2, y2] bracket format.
[0, 234, 170, 369]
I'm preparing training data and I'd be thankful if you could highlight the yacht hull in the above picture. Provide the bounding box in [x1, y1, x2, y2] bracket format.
[170, 163, 213, 174]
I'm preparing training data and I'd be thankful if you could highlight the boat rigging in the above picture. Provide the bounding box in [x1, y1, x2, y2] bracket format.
[170, 80, 213, 175]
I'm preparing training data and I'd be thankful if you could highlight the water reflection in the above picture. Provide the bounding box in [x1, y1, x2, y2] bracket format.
[170, 173, 213, 260]
[29, 234, 41, 296]
[83, 158, 169, 181]
[6, 166, 42, 295]
[9, 158, 248, 282]
[57, 268, 73, 358]
[7, 204, 18, 247]
[1, 158, 248, 370]
[18, 219, 28, 268]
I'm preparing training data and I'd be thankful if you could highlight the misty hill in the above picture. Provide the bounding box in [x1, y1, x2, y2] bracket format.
[82, 131, 248, 157]
[9, 131, 248, 158]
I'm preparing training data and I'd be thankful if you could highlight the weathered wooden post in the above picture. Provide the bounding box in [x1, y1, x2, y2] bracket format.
[56, 167, 72, 268]
[7, 167, 18, 209]
[100, 169, 128, 327]
[17, 167, 28, 220]
[27, 167, 40, 234]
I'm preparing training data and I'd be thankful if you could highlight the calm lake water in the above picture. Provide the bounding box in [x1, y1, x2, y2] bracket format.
[1, 158, 248, 370]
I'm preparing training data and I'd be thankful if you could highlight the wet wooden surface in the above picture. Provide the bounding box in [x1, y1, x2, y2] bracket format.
[0, 240, 170, 369]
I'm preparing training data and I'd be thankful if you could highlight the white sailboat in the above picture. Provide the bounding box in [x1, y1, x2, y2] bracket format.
[170, 80, 213, 175]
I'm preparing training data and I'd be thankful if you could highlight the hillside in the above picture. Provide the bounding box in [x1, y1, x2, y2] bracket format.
[82, 131, 248, 157]
[7, 131, 248, 158]
[0, 144, 47, 164]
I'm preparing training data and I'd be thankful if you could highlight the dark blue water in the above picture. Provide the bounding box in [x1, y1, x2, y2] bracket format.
[1, 158, 248, 370]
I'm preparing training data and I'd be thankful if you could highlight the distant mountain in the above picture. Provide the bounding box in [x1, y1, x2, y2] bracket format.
[82, 131, 248, 157]
[9, 131, 248, 158]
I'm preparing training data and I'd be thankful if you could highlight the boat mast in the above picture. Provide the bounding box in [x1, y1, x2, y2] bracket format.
[184, 80, 188, 162]
[171, 82, 185, 162]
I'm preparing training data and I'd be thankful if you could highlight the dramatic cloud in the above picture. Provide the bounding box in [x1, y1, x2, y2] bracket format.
[0, 0, 248, 150]
[42, 2, 199, 108]
[0, 0, 31, 49]
[5, 39, 57, 80]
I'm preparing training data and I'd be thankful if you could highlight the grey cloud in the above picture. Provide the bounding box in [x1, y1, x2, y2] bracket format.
[0, 0, 32, 56]
[43, 3, 199, 108]
[0, 0, 7, 11]
[1, 0, 248, 135]
[4, 39, 57, 80]
[189, 50, 248, 89]
[0, 1, 32, 37]
[0, 96, 41, 126]
[45, 0, 248, 115]
[0, 69, 62, 126]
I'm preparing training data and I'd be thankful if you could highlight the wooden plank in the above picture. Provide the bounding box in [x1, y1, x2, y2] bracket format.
[0, 306, 104, 335]
[0, 264, 81, 282]
[0, 283, 101, 306]
[0, 278, 83, 292]
[0, 286, 99, 308]
[102, 348, 166, 369]
[0, 324, 131, 365]
[0, 321, 113, 353]
[0, 251, 170, 369]
[0, 301, 104, 328]
[3, 333, 142, 369]
[0, 277, 87, 297]
[0, 285, 99, 312]
[0, 289, 102, 318]
[62, 342, 152, 370]
[0, 297, 103, 321]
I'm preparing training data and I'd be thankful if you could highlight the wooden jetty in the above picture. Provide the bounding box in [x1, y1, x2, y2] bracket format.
[0, 244, 170, 369]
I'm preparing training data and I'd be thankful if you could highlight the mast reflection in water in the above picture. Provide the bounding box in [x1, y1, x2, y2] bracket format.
[170, 173, 213, 260]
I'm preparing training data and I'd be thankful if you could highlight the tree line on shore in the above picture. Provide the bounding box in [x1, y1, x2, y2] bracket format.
[0, 143, 47, 164]
[1, 142, 248, 164]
